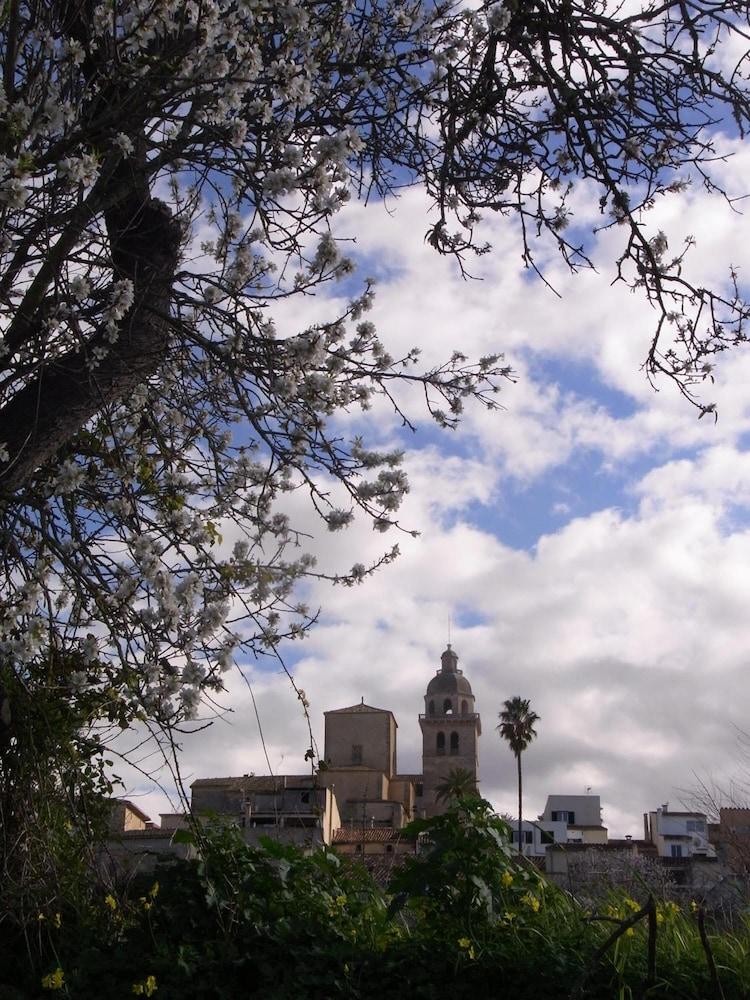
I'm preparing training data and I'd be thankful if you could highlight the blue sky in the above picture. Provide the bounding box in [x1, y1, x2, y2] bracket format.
[120, 132, 750, 839]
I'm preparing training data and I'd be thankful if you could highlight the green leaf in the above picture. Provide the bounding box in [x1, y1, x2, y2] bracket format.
[172, 828, 196, 845]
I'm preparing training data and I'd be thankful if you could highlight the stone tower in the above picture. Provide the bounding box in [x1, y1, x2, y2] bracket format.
[419, 645, 481, 816]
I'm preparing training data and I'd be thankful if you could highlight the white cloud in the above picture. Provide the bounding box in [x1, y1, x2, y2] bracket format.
[117, 133, 750, 842]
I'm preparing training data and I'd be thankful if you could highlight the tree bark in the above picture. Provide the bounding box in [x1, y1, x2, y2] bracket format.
[0, 180, 181, 497]
[517, 751, 523, 856]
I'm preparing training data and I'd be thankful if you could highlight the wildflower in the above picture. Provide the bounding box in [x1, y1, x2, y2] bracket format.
[625, 927, 635, 937]
[104, 894, 117, 910]
[501, 871, 514, 887]
[624, 897, 640, 913]
[458, 937, 475, 959]
[149, 882, 159, 899]
[52, 912, 61, 928]
[132, 976, 157, 996]
[520, 892, 540, 913]
[690, 900, 700, 913]
[41, 968, 64, 990]
[335, 895, 347, 908]
[140, 897, 153, 911]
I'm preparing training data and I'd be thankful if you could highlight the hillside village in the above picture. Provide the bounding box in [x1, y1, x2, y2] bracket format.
[106, 647, 750, 898]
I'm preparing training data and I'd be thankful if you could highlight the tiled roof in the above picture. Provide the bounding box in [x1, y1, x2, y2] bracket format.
[115, 828, 177, 840]
[114, 799, 152, 823]
[339, 854, 410, 886]
[190, 775, 313, 789]
[333, 827, 414, 844]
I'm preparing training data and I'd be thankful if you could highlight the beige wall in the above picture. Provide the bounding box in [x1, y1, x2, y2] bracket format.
[420, 716, 480, 817]
[321, 767, 389, 806]
[336, 840, 416, 856]
[324, 709, 396, 777]
[108, 801, 148, 833]
[579, 827, 608, 845]
[389, 778, 415, 821]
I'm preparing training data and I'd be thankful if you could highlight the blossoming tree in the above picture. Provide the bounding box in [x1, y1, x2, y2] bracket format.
[0, 0, 749, 732]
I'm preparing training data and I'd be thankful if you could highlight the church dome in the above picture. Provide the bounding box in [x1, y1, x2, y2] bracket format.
[426, 671, 474, 696]
[425, 645, 474, 697]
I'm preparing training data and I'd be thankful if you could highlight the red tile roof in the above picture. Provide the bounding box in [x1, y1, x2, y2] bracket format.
[333, 827, 413, 844]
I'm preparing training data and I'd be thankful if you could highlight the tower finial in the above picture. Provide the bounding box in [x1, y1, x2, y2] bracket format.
[448, 612, 452, 646]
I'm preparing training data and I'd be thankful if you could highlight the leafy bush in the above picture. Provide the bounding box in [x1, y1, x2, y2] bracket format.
[3, 800, 750, 999]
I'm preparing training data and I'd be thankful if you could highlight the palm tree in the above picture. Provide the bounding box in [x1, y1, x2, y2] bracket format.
[497, 697, 540, 855]
[434, 767, 478, 805]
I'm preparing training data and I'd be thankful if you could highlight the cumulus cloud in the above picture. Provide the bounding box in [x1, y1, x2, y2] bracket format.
[118, 141, 750, 839]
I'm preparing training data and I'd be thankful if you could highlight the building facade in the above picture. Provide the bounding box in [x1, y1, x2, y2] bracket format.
[189, 644, 482, 840]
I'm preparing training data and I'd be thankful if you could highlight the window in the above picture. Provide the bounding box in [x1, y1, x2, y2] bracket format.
[541, 830, 555, 845]
[415, 782, 424, 797]
[300, 791, 310, 804]
[670, 844, 683, 858]
[428, 700, 435, 716]
[450, 732, 459, 755]
[551, 810, 575, 824]
[686, 820, 705, 833]
[351, 744, 363, 765]
[512, 830, 533, 844]
[443, 698, 453, 714]
[385, 844, 394, 853]
[436, 732, 445, 755]
[461, 700, 468, 714]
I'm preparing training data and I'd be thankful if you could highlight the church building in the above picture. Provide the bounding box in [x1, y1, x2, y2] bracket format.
[190, 645, 481, 841]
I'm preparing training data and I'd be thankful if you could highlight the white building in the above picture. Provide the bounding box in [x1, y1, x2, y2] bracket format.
[540, 794, 608, 845]
[508, 818, 567, 858]
[644, 804, 715, 859]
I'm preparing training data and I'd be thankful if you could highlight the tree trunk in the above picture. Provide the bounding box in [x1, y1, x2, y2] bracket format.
[0, 186, 181, 496]
[517, 751, 523, 856]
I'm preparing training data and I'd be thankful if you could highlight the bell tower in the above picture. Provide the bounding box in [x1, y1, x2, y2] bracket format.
[419, 645, 481, 816]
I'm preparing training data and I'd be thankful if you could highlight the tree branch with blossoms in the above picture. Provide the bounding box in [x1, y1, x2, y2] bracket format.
[0, 0, 748, 760]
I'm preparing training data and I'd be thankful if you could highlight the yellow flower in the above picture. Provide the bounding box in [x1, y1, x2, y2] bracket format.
[457, 938, 475, 959]
[140, 896, 153, 911]
[41, 968, 64, 990]
[625, 927, 635, 938]
[503, 910, 516, 922]
[148, 882, 159, 899]
[132, 976, 157, 997]
[335, 894, 347, 908]
[690, 900, 700, 913]
[501, 871, 514, 887]
[37, 913, 46, 922]
[104, 894, 117, 910]
[520, 892, 540, 913]
[52, 912, 62, 929]
[624, 897, 640, 913]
